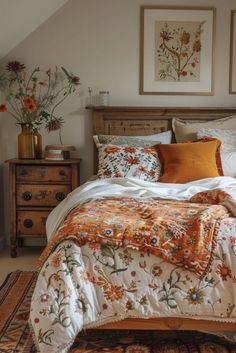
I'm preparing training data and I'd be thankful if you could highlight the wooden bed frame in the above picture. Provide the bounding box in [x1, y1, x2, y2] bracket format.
[88, 105, 236, 331]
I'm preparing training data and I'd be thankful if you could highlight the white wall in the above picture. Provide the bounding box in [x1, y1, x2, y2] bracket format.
[0, 0, 68, 59]
[0, 0, 236, 243]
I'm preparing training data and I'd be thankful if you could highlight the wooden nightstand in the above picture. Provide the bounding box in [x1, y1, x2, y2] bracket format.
[6, 158, 81, 257]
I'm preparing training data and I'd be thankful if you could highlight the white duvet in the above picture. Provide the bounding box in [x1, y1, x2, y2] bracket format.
[30, 177, 236, 353]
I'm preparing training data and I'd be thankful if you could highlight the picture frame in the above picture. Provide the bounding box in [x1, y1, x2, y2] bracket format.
[139, 6, 215, 95]
[229, 10, 236, 94]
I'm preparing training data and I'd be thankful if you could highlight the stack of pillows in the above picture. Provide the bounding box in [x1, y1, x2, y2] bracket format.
[94, 115, 236, 183]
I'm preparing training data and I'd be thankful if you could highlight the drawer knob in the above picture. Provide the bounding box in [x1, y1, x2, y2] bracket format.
[22, 191, 32, 201]
[24, 219, 33, 228]
[59, 170, 66, 176]
[55, 192, 65, 202]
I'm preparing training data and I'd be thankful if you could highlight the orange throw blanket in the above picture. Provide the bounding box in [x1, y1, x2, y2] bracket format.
[38, 197, 229, 278]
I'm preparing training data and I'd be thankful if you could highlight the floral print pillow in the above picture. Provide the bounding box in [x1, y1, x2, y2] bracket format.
[97, 144, 161, 181]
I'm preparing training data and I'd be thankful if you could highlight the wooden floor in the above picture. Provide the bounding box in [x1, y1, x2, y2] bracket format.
[0, 246, 43, 285]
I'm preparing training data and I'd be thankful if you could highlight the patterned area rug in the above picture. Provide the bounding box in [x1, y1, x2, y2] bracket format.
[1, 271, 236, 353]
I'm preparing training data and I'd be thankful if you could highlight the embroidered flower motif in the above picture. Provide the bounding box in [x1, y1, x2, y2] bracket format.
[138, 166, 147, 174]
[118, 249, 133, 266]
[139, 261, 146, 269]
[216, 264, 232, 281]
[125, 156, 140, 165]
[40, 293, 50, 303]
[186, 287, 205, 305]
[104, 146, 120, 154]
[104, 285, 124, 302]
[230, 236, 236, 244]
[51, 253, 61, 268]
[150, 235, 160, 246]
[138, 295, 148, 306]
[104, 228, 113, 237]
[126, 299, 135, 311]
[124, 146, 136, 153]
[39, 309, 47, 316]
[151, 264, 163, 277]
[160, 30, 173, 41]
[134, 233, 143, 242]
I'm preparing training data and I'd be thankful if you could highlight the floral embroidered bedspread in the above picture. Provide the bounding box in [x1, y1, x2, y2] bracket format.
[38, 197, 229, 279]
[29, 177, 236, 353]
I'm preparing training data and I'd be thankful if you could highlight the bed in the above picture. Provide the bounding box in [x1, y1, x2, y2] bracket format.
[30, 106, 236, 353]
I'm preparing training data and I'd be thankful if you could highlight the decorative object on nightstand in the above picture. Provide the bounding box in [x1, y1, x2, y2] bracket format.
[6, 158, 81, 257]
[18, 124, 42, 159]
[45, 144, 76, 160]
[0, 60, 80, 159]
[99, 90, 110, 106]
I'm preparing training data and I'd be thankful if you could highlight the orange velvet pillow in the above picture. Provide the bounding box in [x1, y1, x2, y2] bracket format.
[157, 139, 222, 183]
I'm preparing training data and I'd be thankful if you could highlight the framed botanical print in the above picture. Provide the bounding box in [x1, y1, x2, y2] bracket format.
[140, 6, 215, 95]
[229, 10, 236, 94]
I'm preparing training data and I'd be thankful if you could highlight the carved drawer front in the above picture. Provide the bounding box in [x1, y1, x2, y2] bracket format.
[17, 210, 50, 236]
[16, 165, 71, 182]
[17, 184, 71, 206]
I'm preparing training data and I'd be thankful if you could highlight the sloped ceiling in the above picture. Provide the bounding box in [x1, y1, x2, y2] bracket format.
[0, 0, 68, 59]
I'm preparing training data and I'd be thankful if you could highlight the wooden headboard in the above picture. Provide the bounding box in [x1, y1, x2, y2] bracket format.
[88, 106, 236, 171]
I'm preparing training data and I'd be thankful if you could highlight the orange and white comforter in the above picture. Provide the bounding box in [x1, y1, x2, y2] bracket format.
[29, 177, 236, 353]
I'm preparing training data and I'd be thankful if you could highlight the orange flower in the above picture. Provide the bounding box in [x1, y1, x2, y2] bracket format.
[124, 146, 136, 154]
[23, 95, 34, 107]
[104, 146, 120, 154]
[104, 285, 124, 302]
[149, 170, 155, 177]
[125, 156, 139, 165]
[26, 102, 37, 113]
[51, 253, 61, 268]
[0, 104, 7, 112]
[216, 263, 232, 281]
[138, 166, 147, 173]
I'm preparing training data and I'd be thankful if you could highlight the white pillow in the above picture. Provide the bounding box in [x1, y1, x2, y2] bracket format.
[197, 128, 236, 150]
[94, 130, 172, 147]
[172, 115, 236, 142]
[197, 128, 236, 177]
[221, 150, 236, 178]
[131, 130, 172, 144]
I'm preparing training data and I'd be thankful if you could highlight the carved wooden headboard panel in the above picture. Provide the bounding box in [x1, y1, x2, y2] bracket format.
[89, 106, 236, 171]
